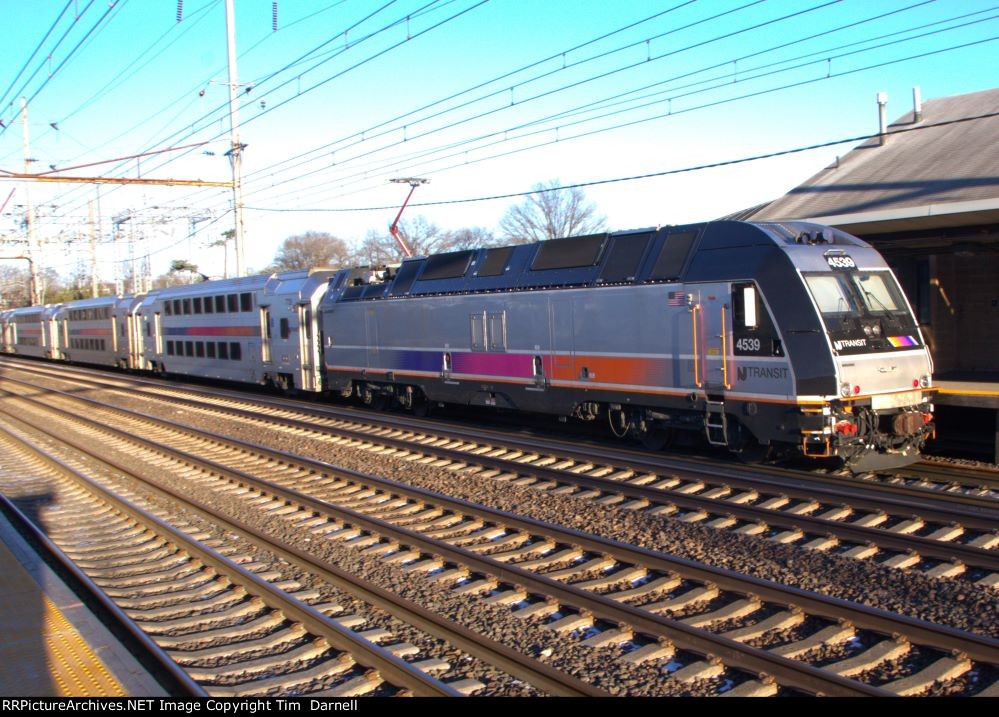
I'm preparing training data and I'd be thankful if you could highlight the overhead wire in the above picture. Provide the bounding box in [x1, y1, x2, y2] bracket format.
[245, 109, 999, 213]
[277, 33, 999, 209]
[48, 0, 491, 220]
[233, 0, 854, 197]
[34, 0, 439, 219]
[239, 1, 981, 208]
[14, 1, 995, 274]
[0, 0, 76, 114]
[32, 108, 999, 273]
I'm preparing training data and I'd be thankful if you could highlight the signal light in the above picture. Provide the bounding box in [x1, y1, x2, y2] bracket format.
[853, 385, 861, 395]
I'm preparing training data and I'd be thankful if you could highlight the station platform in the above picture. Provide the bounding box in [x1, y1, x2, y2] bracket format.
[934, 380, 999, 409]
[0, 507, 166, 697]
[931, 379, 999, 463]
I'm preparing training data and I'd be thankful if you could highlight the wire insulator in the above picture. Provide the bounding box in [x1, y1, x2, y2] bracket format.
[272, 2, 278, 31]
[176, 0, 183, 23]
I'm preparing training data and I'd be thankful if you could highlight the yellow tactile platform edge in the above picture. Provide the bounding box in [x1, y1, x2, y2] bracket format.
[40, 595, 126, 697]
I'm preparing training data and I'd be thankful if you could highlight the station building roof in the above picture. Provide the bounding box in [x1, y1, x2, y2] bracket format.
[737, 87, 999, 243]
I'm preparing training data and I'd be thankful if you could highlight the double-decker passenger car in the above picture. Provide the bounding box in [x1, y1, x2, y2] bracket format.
[138, 269, 335, 390]
[7, 304, 61, 359]
[54, 296, 119, 366]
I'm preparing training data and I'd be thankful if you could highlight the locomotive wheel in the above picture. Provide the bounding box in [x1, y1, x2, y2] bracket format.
[641, 427, 673, 451]
[734, 437, 771, 464]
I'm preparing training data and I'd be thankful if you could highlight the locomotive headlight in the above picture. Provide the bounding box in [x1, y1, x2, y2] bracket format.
[840, 382, 852, 398]
[920, 374, 931, 388]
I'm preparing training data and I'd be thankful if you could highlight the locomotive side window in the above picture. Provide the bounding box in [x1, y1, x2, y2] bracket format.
[732, 281, 783, 357]
[737, 285, 758, 329]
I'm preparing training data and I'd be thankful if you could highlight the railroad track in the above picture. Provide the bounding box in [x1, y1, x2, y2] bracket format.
[900, 460, 999, 495]
[7, 356, 996, 502]
[0, 416, 605, 696]
[0, 373, 996, 696]
[4, 360, 998, 589]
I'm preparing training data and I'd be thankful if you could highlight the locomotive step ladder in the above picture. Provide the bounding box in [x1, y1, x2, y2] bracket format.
[704, 399, 729, 447]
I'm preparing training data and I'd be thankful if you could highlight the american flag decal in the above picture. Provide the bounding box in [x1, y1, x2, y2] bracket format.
[668, 291, 686, 306]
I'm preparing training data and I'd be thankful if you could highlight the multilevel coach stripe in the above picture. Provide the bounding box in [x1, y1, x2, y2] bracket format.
[162, 326, 258, 336]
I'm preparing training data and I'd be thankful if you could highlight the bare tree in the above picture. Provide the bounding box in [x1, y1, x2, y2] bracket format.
[272, 231, 351, 271]
[353, 216, 484, 263]
[444, 226, 500, 250]
[499, 179, 606, 244]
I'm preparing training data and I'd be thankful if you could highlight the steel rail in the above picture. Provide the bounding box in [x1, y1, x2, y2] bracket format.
[3, 372, 994, 573]
[9, 384, 999, 694]
[2, 356, 992, 510]
[0, 403, 604, 697]
[0, 492, 206, 697]
[0, 417, 463, 698]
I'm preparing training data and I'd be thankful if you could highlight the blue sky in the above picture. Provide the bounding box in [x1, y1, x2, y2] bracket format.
[1, 0, 997, 281]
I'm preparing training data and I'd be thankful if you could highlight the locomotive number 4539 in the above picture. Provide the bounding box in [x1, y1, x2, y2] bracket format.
[825, 255, 856, 270]
[735, 337, 761, 352]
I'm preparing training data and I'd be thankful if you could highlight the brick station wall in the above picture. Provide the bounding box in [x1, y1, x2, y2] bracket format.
[923, 252, 999, 376]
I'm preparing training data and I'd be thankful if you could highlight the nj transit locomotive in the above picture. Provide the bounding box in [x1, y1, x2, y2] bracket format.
[0, 220, 934, 471]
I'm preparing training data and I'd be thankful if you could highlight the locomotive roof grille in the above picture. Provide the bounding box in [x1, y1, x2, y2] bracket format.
[327, 220, 868, 303]
[419, 250, 475, 281]
[529, 233, 608, 271]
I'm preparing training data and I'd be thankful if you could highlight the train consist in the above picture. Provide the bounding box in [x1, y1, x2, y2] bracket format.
[1, 220, 934, 471]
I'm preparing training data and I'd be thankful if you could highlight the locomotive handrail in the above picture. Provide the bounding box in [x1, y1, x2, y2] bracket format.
[691, 303, 702, 388]
[721, 304, 731, 389]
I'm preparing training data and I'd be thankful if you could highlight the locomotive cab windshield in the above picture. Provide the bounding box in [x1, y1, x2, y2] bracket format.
[804, 269, 921, 354]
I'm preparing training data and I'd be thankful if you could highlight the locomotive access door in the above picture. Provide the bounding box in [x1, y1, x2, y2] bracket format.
[693, 283, 733, 392]
[549, 298, 575, 385]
